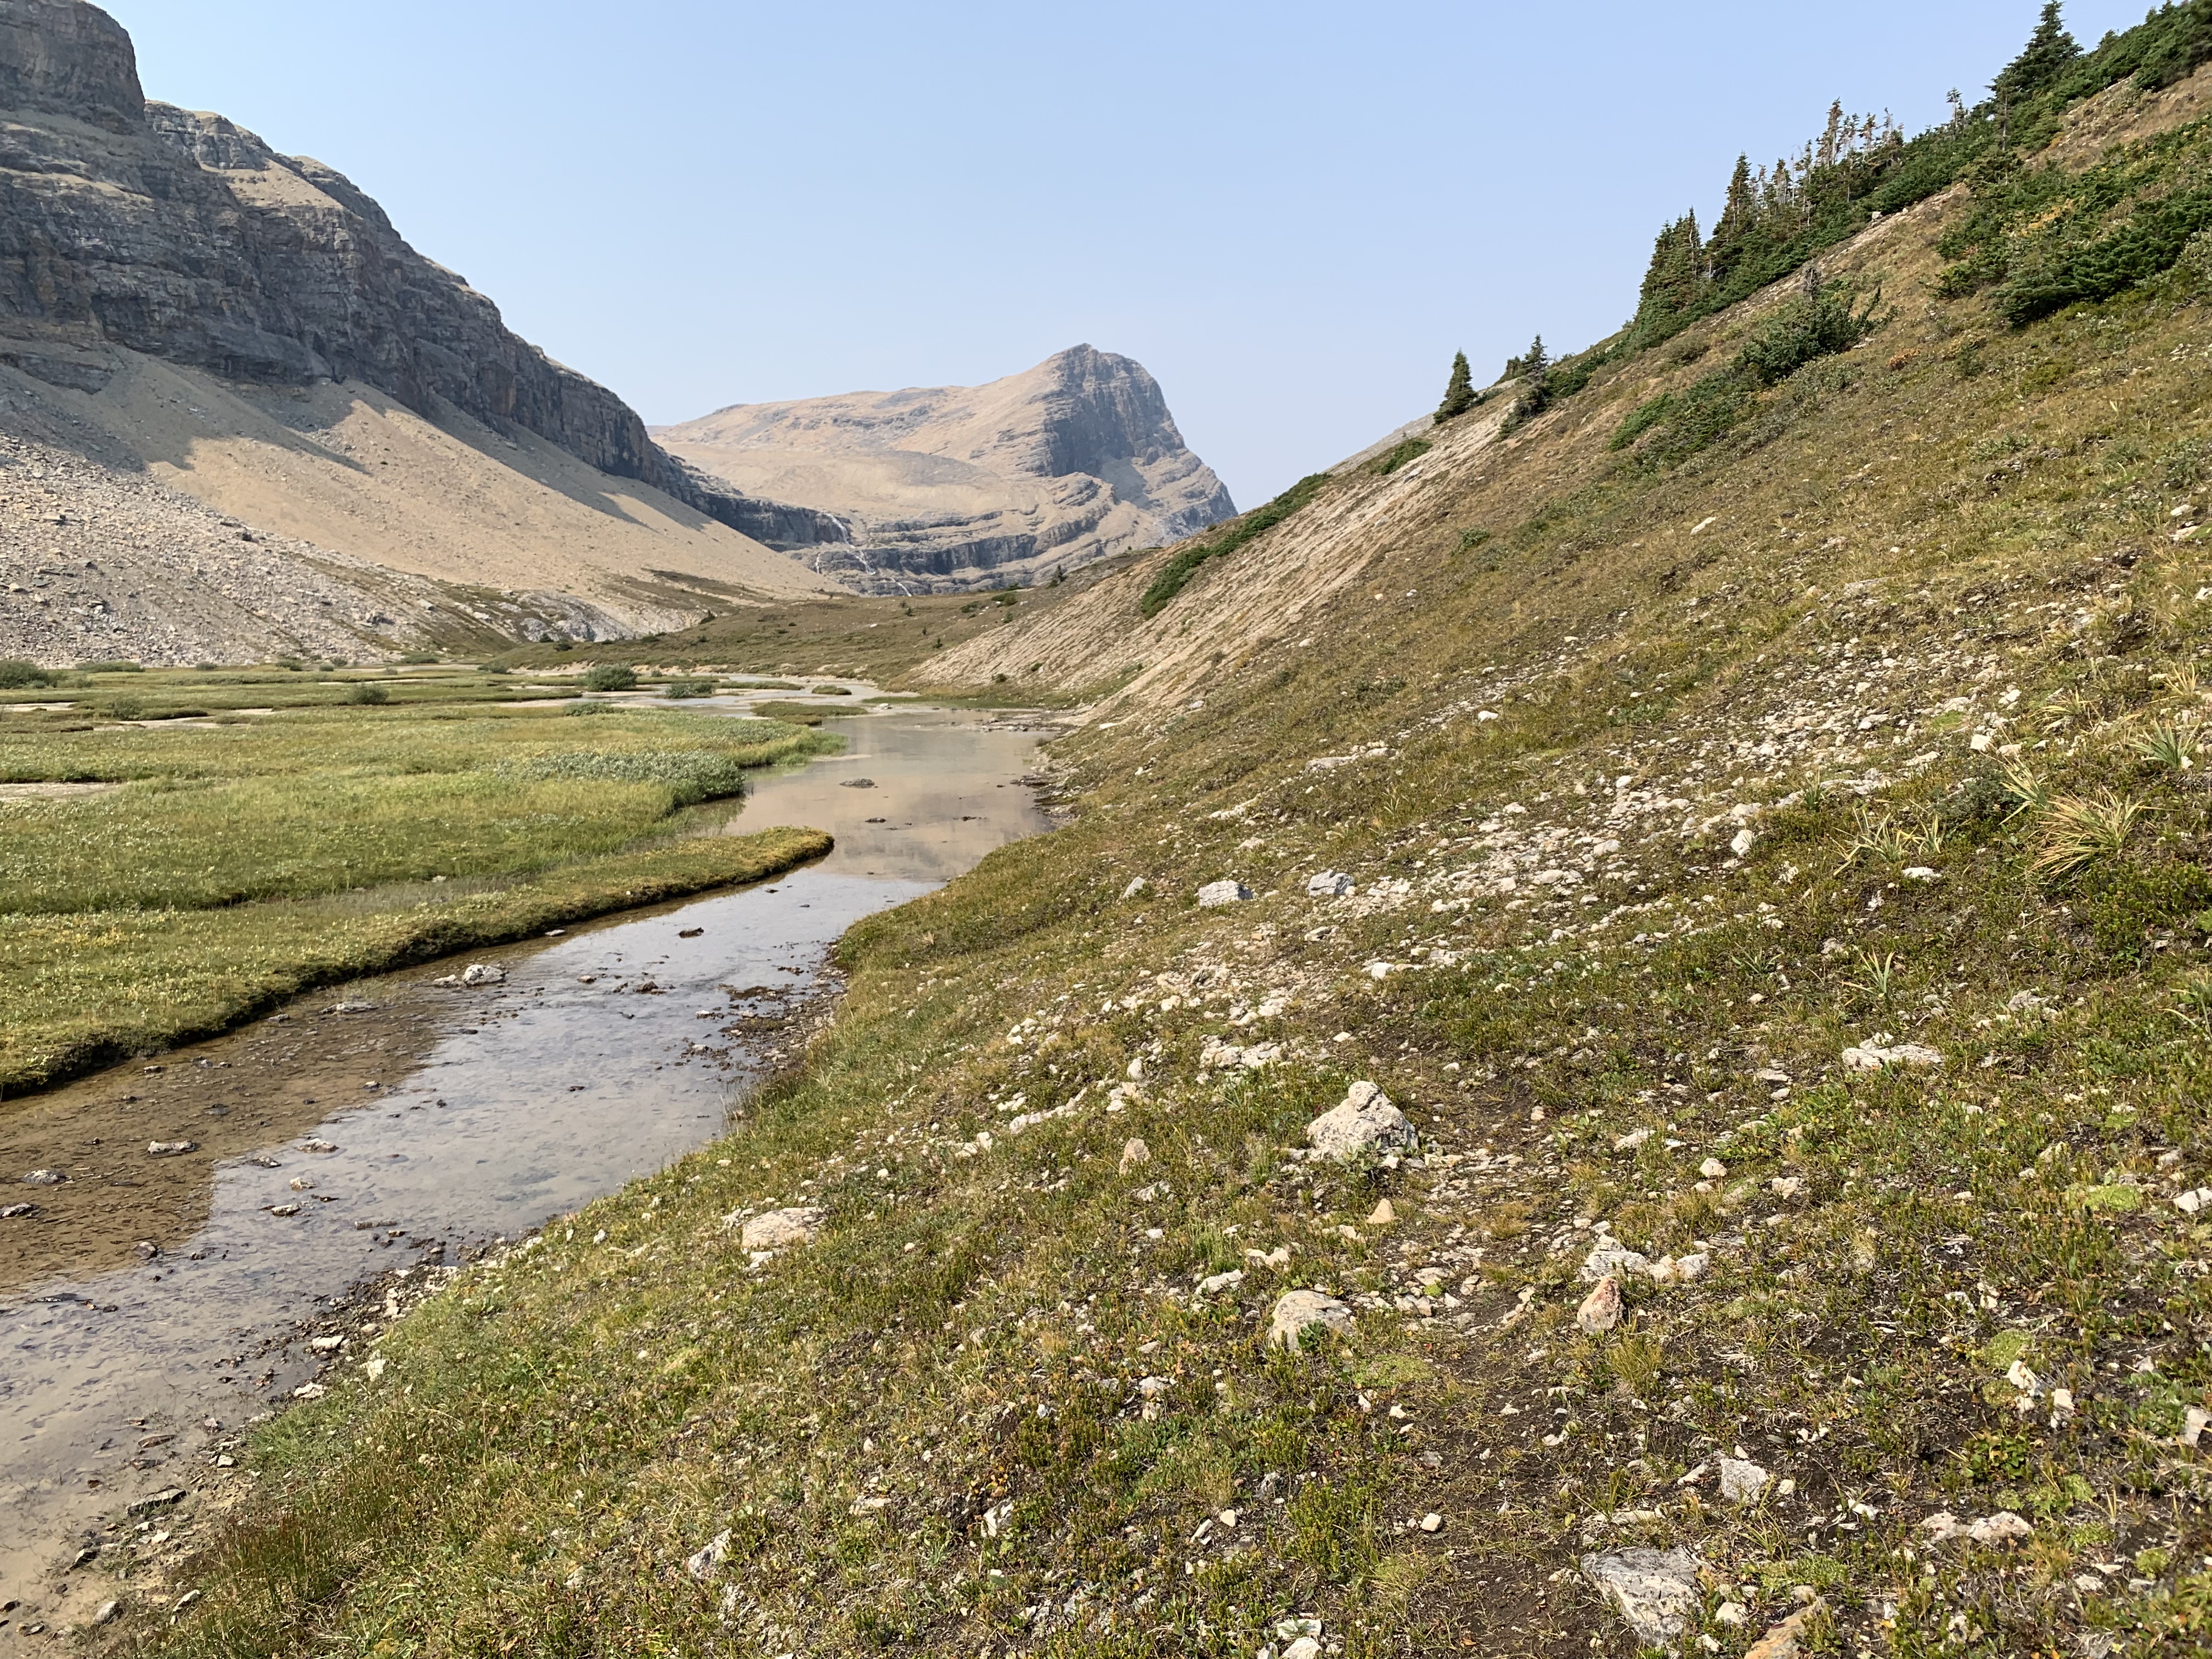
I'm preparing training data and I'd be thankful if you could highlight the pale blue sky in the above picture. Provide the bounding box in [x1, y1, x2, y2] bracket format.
[110, 1, 2149, 503]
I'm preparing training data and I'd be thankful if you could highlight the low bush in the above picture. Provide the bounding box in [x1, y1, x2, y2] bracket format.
[582, 664, 638, 692]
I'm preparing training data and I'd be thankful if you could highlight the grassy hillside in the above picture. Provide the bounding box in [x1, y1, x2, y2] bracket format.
[104, 13, 2212, 1659]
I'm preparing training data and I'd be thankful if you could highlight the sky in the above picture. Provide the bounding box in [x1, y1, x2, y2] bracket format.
[111, 1, 2154, 506]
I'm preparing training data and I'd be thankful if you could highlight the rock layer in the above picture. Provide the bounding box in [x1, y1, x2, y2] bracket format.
[657, 346, 1235, 591]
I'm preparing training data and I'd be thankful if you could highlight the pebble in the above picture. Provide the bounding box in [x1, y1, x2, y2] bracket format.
[1196, 1269, 1244, 1297]
[21, 1168, 66, 1184]
[1699, 1157, 1726, 1180]
[1119, 1137, 1150, 1173]
[126, 1488, 187, 1515]
[1197, 879, 1254, 907]
[92, 1600, 120, 1626]
[1744, 1599, 1827, 1659]
[297, 1138, 339, 1153]
[268, 1203, 300, 1217]
[1367, 1198, 1396, 1225]
[839, 777, 877, 788]
[1418, 1511, 1443, 1533]
[1121, 876, 1147, 898]
[686, 1529, 732, 1579]
[1306, 871, 1353, 896]
[2175, 1187, 2212, 1214]
[459, 963, 505, 986]
[1266, 1289, 1353, 1353]
[1305, 1081, 1414, 1161]
[1, 1202, 36, 1217]
[146, 1140, 197, 1156]
[1283, 1641, 1321, 1659]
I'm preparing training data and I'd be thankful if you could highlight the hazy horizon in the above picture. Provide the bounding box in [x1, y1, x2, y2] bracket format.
[111, 1, 2149, 504]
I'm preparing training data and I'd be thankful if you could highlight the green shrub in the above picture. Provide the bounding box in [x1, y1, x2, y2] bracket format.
[77, 659, 142, 674]
[1737, 280, 1883, 385]
[0, 660, 53, 690]
[347, 684, 390, 706]
[1369, 438, 1432, 476]
[582, 664, 637, 692]
[661, 678, 715, 699]
[398, 651, 439, 665]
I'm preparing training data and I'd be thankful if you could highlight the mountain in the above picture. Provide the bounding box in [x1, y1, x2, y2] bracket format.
[0, 0, 843, 662]
[655, 345, 1235, 591]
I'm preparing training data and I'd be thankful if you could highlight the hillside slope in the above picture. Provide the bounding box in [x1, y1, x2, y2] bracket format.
[103, 11, 2212, 1659]
[658, 345, 1235, 592]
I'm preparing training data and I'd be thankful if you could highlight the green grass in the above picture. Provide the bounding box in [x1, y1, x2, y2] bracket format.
[0, 693, 833, 1093]
[1138, 473, 1332, 618]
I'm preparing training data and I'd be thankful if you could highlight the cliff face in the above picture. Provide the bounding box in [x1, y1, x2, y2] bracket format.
[0, 0, 847, 553]
[657, 345, 1235, 591]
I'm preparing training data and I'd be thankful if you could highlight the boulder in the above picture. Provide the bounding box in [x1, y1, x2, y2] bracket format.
[1266, 1290, 1353, 1353]
[1582, 1547, 1702, 1647]
[1306, 871, 1353, 897]
[735, 1207, 824, 1251]
[460, 963, 505, 987]
[1305, 1081, 1414, 1161]
[1197, 879, 1254, 907]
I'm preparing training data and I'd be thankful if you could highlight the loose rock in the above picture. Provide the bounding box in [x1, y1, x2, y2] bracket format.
[1841, 1040, 1943, 1071]
[1, 1203, 36, 1218]
[1197, 879, 1254, 907]
[1718, 1455, 1771, 1503]
[1581, 1547, 1702, 1646]
[685, 1529, 732, 1580]
[840, 777, 877, 788]
[1745, 1599, 1828, 1659]
[1119, 1137, 1150, 1173]
[146, 1140, 196, 1156]
[1197, 1269, 1244, 1296]
[1267, 1289, 1353, 1353]
[460, 963, 505, 987]
[733, 1206, 824, 1251]
[1305, 1081, 1414, 1161]
[21, 1168, 66, 1185]
[1576, 1276, 1623, 1334]
[1306, 871, 1353, 896]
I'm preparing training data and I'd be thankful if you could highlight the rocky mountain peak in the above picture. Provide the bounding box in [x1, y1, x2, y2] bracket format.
[0, 0, 138, 131]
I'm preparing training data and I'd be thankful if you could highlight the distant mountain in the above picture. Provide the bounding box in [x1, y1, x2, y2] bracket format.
[0, 0, 840, 661]
[656, 346, 1235, 591]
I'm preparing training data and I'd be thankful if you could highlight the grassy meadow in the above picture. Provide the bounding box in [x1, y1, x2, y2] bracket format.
[0, 668, 835, 1092]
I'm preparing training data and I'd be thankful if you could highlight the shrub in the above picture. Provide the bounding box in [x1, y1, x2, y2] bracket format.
[505, 750, 753, 806]
[1737, 279, 1883, 386]
[0, 659, 53, 689]
[1369, 438, 1431, 476]
[1138, 473, 1329, 618]
[347, 684, 390, 706]
[582, 665, 637, 692]
[2032, 791, 2147, 881]
[398, 650, 439, 664]
[661, 679, 715, 699]
[76, 658, 142, 674]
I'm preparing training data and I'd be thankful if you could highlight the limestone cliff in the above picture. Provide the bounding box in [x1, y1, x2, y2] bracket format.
[0, 0, 848, 555]
[657, 346, 1235, 591]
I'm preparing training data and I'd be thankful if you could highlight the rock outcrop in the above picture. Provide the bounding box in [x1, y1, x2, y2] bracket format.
[0, 0, 847, 553]
[656, 346, 1235, 591]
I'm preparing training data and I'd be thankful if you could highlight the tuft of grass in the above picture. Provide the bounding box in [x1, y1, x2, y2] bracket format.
[2030, 791, 2147, 881]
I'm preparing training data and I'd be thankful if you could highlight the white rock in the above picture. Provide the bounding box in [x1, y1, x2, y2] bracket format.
[1717, 1457, 1770, 1503]
[2185, 1406, 2209, 1447]
[1730, 827, 1756, 857]
[1283, 1640, 1321, 1659]
[1267, 1289, 1353, 1353]
[1418, 1511, 1443, 1533]
[1581, 1243, 1652, 1283]
[1582, 1547, 1702, 1646]
[1769, 1176, 1804, 1199]
[22, 1168, 67, 1184]
[1920, 1511, 1962, 1542]
[1650, 1252, 1709, 1285]
[459, 962, 505, 986]
[1197, 1269, 1245, 1297]
[1305, 1081, 1414, 1161]
[1119, 1137, 1150, 1173]
[1197, 880, 1254, 907]
[735, 1207, 823, 1251]
[1306, 871, 1354, 897]
[1121, 876, 1148, 899]
[1966, 1511, 2032, 1544]
[1842, 1041, 1944, 1071]
[2176, 1187, 2212, 1215]
[686, 1529, 731, 1580]
[92, 1600, 120, 1626]
[146, 1140, 197, 1156]
[1577, 1276, 1623, 1334]
[1903, 865, 1940, 882]
[1699, 1157, 1727, 1180]
[1613, 1127, 1654, 1151]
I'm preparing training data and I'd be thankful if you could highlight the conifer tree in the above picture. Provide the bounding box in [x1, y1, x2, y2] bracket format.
[1707, 156, 1759, 283]
[1435, 350, 1476, 421]
[1993, 2, 2079, 105]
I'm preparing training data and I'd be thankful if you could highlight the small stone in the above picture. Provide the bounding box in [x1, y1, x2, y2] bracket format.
[297, 1138, 338, 1153]
[146, 1140, 197, 1156]
[1717, 1456, 1771, 1503]
[21, 1168, 66, 1185]
[1306, 871, 1353, 897]
[1197, 879, 1255, 907]
[1714, 1601, 1748, 1627]
[1730, 827, 1755, 857]
[1842, 1041, 1943, 1071]
[1965, 1511, 2032, 1544]
[1613, 1127, 1654, 1151]
[133, 1240, 160, 1262]
[1699, 1157, 1726, 1180]
[1119, 1138, 1150, 1174]
[459, 963, 505, 986]
[1418, 1511, 1443, 1533]
[309, 1335, 343, 1353]
[1197, 1269, 1244, 1297]
[735, 1207, 823, 1251]
[2175, 1187, 2212, 1215]
[1283, 1640, 1321, 1659]
[1768, 1176, 1803, 1198]
[1582, 1243, 1652, 1282]
[2185, 1406, 2209, 1447]
[1582, 1547, 1702, 1646]
[1744, 1599, 1826, 1659]
[686, 1529, 732, 1580]
[1577, 1276, 1623, 1334]
[92, 1600, 120, 1627]
[268, 1203, 300, 1217]
[126, 1487, 188, 1514]
[1367, 1198, 1396, 1226]
[839, 777, 877, 788]
[0, 1202, 35, 1218]
[1305, 1081, 1415, 1161]
[1121, 876, 1147, 899]
[1267, 1289, 1353, 1353]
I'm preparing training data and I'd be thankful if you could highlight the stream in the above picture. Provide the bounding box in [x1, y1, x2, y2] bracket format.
[0, 697, 1054, 1637]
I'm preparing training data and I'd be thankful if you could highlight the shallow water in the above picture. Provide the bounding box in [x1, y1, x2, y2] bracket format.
[0, 702, 1053, 1629]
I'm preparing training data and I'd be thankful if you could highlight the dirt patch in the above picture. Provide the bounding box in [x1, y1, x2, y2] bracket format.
[0, 782, 120, 800]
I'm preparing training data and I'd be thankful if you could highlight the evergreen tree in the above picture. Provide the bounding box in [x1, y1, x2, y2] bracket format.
[1435, 349, 1476, 420]
[1706, 156, 1760, 283]
[1504, 334, 1550, 383]
[1993, 2, 2080, 105]
[1632, 213, 1704, 330]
